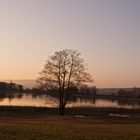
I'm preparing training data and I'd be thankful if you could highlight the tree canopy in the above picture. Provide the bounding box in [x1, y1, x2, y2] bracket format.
[38, 49, 93, 115]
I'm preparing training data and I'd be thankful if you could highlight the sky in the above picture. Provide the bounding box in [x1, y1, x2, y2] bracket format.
[0, 0, 140, 88]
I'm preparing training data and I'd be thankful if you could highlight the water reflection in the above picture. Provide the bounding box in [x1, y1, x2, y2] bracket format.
[0, 93, 140, 109]
[67, 98, 140, 109]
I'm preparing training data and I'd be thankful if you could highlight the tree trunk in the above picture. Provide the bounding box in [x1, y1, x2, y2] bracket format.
[59, 104, 65, 116]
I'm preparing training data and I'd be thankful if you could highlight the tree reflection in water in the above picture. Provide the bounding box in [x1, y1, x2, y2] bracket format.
[0, 93, 139, 109]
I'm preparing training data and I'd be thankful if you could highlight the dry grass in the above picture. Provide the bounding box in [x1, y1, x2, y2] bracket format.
[0, 106, 139, 140]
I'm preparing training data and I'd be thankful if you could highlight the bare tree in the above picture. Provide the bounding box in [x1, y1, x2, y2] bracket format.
[38, 49, 93, 115]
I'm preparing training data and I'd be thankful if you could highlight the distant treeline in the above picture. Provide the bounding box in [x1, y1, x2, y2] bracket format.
[117, 88, 140, 98]
[0, 82, 140, 99]
[0, 82, 24, 93]
[25, 85, 97, 99]
[27, 86, 140, 99]
[26, 86, 140, 99]
[0, 82, 24, 98]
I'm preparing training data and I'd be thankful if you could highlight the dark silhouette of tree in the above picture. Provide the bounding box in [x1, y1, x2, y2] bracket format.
[38, 49, 93, 115]
[0, 82, 24, 99]
[0, 82, 7, 93]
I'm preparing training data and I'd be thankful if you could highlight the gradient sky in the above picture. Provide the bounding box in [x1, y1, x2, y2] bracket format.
[0, 0, 140, 88]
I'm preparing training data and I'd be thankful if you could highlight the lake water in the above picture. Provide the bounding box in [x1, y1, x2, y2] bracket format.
[0, 94, 140, 109]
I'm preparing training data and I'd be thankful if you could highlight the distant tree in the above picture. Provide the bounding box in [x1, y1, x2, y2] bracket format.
[38, 49, 93, 115]
[0, 82, 24, 95]
[0, 82, 7, 93]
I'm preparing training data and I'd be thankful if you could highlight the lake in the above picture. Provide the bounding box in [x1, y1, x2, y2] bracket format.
[0, 94, 140, 109]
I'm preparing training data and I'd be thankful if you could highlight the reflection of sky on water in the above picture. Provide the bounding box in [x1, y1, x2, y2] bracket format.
[0, 94, 58, 107]
[0, 94, 140, 109]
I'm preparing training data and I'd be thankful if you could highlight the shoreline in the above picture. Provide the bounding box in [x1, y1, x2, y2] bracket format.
[0, 105, 139, 116]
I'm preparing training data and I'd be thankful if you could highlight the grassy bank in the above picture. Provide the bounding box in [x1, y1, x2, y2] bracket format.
[0, 106, 140, 116]
[0, 106, 139, 140]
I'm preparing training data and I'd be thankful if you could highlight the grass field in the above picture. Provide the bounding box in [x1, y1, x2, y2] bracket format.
[0, 106, 139, 140]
